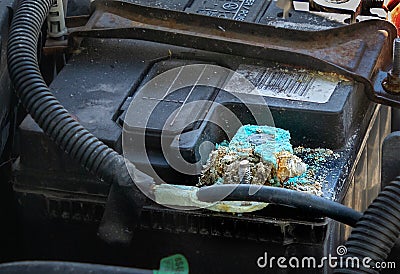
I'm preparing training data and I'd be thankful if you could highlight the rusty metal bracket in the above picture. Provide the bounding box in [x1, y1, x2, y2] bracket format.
[53, 0, 398, 107]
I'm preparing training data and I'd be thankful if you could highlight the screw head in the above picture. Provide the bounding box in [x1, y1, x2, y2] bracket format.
[382, 38, 400, 93]
[382, 75, 400, 94]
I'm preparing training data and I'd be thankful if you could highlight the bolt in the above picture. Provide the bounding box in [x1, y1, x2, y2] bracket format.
[383, 38, 400, 93]
[392, 38, 400, 76]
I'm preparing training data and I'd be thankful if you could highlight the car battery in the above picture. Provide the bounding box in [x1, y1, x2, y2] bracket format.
[11, 0, 394, 273]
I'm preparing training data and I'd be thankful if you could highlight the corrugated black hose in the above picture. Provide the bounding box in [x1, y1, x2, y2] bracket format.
[7, 0, 153, 220]
[334, 178, 400, 274]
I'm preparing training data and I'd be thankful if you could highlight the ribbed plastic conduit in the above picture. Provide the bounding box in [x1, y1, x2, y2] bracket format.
[334, 179, 400, 273]
[7, 0, 145, 195]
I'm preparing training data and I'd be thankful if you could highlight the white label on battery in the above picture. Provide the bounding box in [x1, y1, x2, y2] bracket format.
[226, 65, 340, 103]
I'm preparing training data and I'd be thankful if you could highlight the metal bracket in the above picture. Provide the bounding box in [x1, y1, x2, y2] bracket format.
[47, 0, 400, 107]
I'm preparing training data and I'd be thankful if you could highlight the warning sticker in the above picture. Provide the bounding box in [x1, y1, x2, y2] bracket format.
[187, 0, 265, 21]
[226, 65, 341, 104]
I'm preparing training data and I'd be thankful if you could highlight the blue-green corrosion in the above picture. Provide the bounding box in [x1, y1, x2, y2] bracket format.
[206, 126, 336, 194]
[286, 173, 308, 186]
[227, 125, 293, 167]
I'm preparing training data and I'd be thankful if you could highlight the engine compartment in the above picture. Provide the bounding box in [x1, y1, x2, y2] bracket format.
[1, 0, 400, 273]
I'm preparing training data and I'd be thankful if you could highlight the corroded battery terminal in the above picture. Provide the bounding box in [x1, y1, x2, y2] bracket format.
[199, 125, 307, 187]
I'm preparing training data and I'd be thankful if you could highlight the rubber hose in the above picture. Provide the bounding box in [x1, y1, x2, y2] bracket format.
[196, 184, 363, 227]
[334, 178, 400, 274]
[7, 1, 150, 200]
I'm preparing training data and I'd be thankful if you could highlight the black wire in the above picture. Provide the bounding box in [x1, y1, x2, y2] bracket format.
[196, 184, 363, 227]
